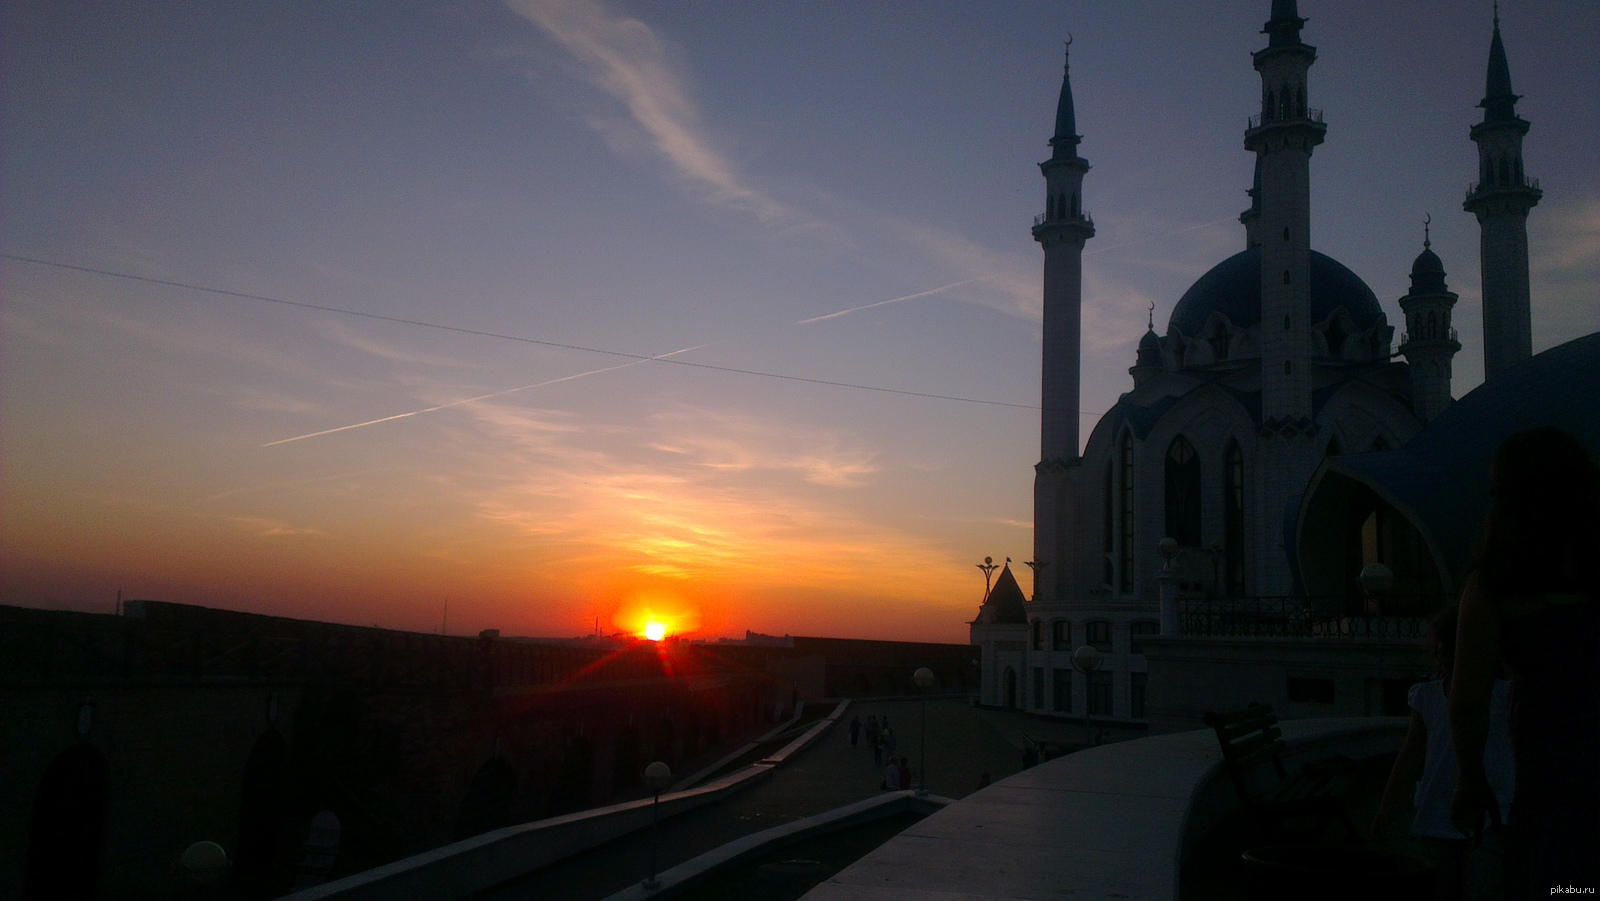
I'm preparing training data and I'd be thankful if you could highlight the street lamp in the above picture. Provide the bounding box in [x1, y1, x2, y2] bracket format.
[913, 667, 935, 795]
[1072, 645, 1103, 747]
[976, 556, 999, 600]
[642, 761, 673, 891]
[1360, 563, 1397, 714]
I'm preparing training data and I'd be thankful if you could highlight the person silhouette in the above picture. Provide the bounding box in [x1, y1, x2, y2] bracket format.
[1450, 427, 1599, 896]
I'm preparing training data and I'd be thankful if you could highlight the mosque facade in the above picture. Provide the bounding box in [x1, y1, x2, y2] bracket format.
[970, 2, 1592, 726]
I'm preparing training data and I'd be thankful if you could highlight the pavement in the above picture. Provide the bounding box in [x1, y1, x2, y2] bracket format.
[477, 697, 1104, 901]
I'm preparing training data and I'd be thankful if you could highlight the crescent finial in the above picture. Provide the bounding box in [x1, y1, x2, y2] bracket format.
[1147, 301, 1155, 330]
[1423, 213, 1432, 248]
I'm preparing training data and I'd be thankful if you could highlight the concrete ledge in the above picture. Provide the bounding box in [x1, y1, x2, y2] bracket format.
[799, 717, 1405, 901]
[280, 764, 773, 901]
[282, 701, 853, 901]
[602, 790, 951, 901]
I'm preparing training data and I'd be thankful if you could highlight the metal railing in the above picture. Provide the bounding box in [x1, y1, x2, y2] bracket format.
[1033, 211, 1094, 228]
[1176, 595, 1442, 640]
[1247, 108, 1324, 130]
[1468, 175, 1539, 196]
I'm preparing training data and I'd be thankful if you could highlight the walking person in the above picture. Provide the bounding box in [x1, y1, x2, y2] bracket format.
[897, 756, 912, 793]
[872, 729, 884, 766]
[848, 714, 861, 748]
[883, 726, 897, 759]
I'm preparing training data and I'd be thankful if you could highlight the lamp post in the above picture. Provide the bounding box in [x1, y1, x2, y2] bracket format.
[976, 556, 999, 601]
[913, 667, 935, 795]
[642, 761, 673, 891]
[1072, 645, 1102, 747]
[1360, 563, 1396, 714]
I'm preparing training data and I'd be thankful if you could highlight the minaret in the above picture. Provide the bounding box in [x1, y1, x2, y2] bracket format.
[1463, 7, 1540, 380]
[1244, 0, 1324, 430]
[1399, 218, 1461, 423]
[1031, 40, 1094, 602]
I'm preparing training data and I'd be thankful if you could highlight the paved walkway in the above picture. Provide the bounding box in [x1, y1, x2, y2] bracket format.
[477, 698, 1050, 900]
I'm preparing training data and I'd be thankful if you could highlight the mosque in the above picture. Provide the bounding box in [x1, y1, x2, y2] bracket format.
[970, 2, 1599, 726]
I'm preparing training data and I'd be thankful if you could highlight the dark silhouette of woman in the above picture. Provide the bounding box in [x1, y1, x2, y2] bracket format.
[1450, 427, 1599, 896]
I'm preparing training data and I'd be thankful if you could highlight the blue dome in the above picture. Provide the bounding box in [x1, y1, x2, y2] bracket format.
[1168, 248, 1383, 336]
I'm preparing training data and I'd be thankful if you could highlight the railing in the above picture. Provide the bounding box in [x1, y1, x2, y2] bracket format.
[1032, 211, 1094, 228]
[1247, 108, 1324, 130]
[1467, 175, 1540, 196]
[1177, 595, 1441, 640]
[1398, 326, 1459, 346]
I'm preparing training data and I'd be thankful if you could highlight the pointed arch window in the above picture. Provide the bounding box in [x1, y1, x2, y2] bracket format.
[1224, 440, 1245, 596]
[1102, 461, 1114, 587]
[1119, 431, 1135, 593]
[1165, 436, 1202, 547]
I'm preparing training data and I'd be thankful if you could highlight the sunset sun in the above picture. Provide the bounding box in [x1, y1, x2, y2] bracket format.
[644, 620, 667, 642]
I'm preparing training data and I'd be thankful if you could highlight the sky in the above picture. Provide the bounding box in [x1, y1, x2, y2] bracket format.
[3, 1, 1596, 644]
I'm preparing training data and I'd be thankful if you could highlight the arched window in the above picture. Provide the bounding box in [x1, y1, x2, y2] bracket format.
[1031, 620, 1043, 650]
[1264, 88, 1275, 119]
[1102, 462, 1114, 587]
[1224, 440, 1245, 596]
[1071, 193, 1079, 218]
[1165, 436, 1202, 547]
[1119, 431, 1135, 593]
[1296, 86, 1306, 117]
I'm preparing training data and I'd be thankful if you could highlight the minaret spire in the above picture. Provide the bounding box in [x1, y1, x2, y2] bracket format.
[1031, 38, 1094, 604]
[1050, 36, 1080, 160]
[1464, 7, 1540, 379]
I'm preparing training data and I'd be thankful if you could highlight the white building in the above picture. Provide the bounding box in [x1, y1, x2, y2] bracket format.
[972, 2, 1594, 727]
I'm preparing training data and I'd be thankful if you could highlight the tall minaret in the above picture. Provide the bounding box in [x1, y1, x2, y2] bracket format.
[1032, 40, 1094, 602]
[1245, 0, 1324, 429]
[1463, 7, 1540, 380]
[1399, 219, 1462, 423]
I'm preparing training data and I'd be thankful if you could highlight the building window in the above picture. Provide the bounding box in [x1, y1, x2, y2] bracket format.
[1102, 462, 1114, 587]
[1052, 668, 1071, 712]
[1088, 671, 1113, 716]
[1129, 620, 1159, 655]
[1086, 620, 1113, 653]
[1131, 672, 1148, 719]
[1032, 668, 1045, 709]
[1287, 676, 1335, 705]
[1119, 431, 1135, 593]
[1165, 436, 1202, 547]
[1225, 440, 1246, 597]
[1051, 620, 1071, 651]
[1030, 621, 1043, 651]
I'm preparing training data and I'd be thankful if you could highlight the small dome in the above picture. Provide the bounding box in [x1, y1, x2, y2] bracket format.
[1408, 246, 1449, 295]
[1138, 327, 1161, 351]
[1168, 248, 1383, 336]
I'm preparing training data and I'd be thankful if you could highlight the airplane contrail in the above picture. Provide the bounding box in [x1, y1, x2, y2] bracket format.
[261, 278, 980, 447]
[798, 278, 977, 325]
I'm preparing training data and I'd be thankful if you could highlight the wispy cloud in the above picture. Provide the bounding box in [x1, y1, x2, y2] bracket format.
[453, 398, 959, 596]
[506, 0, 801, 226]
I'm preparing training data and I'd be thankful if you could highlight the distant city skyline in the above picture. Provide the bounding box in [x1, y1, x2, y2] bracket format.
[3, 1, 1596, 642]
